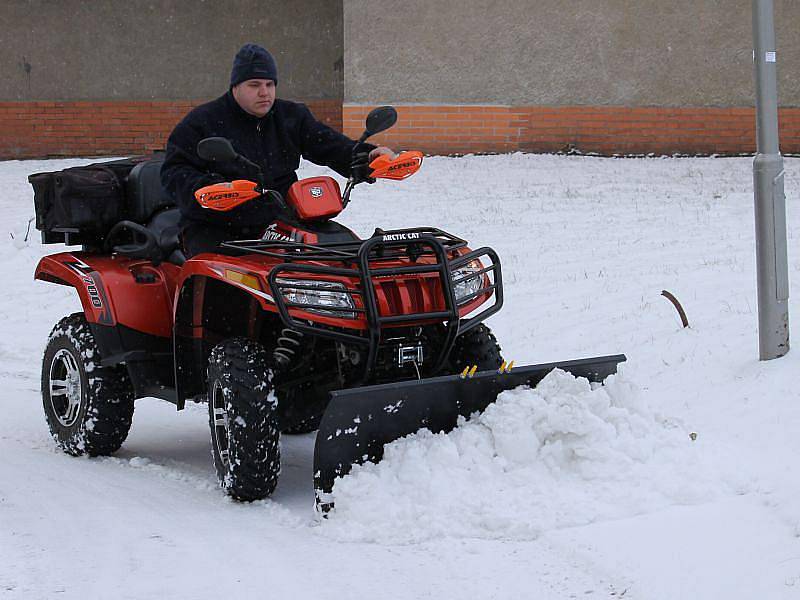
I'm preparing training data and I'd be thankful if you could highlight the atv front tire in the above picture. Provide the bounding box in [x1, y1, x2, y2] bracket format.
[41, 313, 135, 456]
[446, 323, 504, 372]
[207, 338, 281, 501]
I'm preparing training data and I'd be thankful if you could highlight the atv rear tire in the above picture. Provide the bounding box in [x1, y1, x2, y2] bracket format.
[446, 323, 504, 373]
[207, 338, 281, 501]
[41, 313, 135, 456]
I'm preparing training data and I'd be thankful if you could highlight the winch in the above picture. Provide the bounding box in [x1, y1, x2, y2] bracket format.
[396, 343, 424, 367]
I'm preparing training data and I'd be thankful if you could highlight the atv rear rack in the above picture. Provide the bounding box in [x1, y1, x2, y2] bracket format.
[222, 228, 503, 381]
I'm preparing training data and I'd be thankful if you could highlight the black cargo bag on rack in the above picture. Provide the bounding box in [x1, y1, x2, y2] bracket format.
[56, 165, 123, 232]
[30, 156, 150, 245]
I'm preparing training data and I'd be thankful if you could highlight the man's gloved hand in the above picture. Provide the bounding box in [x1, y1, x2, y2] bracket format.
[350, 145, 396, 184]
[350, 148, 376, 184]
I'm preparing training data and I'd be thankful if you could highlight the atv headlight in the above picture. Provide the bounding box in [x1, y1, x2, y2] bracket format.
[275, 278, 356, 319]
[451, 261, 484, 303]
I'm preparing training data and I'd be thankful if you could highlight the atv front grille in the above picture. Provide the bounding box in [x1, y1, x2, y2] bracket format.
[375, 276, 444, 317]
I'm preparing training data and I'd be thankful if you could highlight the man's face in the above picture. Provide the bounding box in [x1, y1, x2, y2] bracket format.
[232, 78, 276, 118]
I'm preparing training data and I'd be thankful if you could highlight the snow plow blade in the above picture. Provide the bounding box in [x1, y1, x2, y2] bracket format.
[313, 353, 626, 511]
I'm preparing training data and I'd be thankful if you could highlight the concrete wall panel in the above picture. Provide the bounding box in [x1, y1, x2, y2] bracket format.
[344, 0, 800, 107]
[0, 0, 343, 101]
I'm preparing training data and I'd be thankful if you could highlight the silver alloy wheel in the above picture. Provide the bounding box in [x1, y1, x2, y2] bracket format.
[211, 379, 230, 468]
[49, 348, 83, 427]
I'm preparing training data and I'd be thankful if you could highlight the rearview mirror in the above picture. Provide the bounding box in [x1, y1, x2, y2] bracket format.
[197, 137, 238, 163]
[361, 106, 397, 142]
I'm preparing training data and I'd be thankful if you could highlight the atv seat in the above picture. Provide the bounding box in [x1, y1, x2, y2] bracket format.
[104, 159, 186, 265]
[308, 220, 361, 243]
[126, 158, 174, 222]
[282, 218, 361, 243]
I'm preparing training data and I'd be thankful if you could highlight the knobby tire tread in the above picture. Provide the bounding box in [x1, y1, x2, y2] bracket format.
[208, 338, 280, 501]
[447, 323, 504, 372]
[42, 313, 135, 456]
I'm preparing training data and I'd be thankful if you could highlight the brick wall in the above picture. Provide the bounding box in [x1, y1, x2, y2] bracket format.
[0, 99, 342, 159]
[343, 104, 800, 156]
[4, 101, 799, 159]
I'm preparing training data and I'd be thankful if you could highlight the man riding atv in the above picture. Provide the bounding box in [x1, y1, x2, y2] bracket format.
[31, 47, 625, 510]
[161, 43, 394, 256]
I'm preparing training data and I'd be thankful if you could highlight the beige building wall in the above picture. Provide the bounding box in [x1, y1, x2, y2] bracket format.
[0, 0, 344, 158]
[344, 0, 799, 107]
[1, 0, 343, 102]
[2, 1, 799, 158]
[342, 0, 800, 155]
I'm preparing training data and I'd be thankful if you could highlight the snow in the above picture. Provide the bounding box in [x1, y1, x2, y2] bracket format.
[322, 369, 733, 545]
[2, 152, 800, 599]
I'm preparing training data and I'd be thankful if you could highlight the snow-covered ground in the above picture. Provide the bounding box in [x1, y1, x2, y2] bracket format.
[1, 153, 799, 599]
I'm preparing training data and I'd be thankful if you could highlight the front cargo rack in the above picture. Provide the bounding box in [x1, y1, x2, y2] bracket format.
[221, 227, 468, 262]
[221, 227, 503, 380]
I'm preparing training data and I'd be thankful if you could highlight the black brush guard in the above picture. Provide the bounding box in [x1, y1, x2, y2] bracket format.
[224, 227, 503, 381]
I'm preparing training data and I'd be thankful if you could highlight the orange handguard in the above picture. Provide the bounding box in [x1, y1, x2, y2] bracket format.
[195, 180, 261, 211]
[369, 151, 423, 180]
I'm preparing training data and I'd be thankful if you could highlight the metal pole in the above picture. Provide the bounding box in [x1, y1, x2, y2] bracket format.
[752, 0, 789, 360]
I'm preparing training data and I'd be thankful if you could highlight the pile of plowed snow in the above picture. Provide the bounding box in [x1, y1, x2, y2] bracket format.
[321, 368, 735, 543]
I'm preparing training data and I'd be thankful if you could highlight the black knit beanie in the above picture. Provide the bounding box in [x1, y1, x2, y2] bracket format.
[230, 44, 278, 87]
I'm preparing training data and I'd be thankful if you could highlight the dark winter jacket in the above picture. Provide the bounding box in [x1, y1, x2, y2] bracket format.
[161, 91, 366, 236]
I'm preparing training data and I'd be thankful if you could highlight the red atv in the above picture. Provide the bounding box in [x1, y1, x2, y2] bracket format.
[32, 107, 623, 510]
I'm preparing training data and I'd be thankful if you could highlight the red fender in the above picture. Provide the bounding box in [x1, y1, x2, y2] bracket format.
[35, 253, 178, 338]
[172, 253, 278, 314]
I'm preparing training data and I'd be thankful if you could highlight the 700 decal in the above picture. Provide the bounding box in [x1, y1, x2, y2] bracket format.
[83, 276, 102, 308]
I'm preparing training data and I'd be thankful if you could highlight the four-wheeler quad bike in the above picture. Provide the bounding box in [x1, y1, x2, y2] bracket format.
[31, 106, 625, 511]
